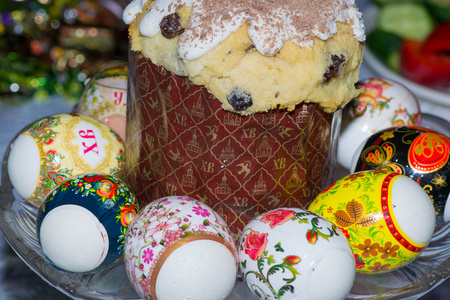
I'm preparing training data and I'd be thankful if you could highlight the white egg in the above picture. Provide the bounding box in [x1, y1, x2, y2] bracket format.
[39, 205, 109, 273]
[338, 78, 421, 170]
[8, 134, 40, 198]
[238, 208, 355, 300]
[156, 240, 236, 299]
[390, 176, 436, 244]
[124, 196, 238, 300]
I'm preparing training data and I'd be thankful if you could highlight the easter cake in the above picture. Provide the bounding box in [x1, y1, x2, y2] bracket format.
[123, 0, 365, 114]
[122, 0, 366, 237]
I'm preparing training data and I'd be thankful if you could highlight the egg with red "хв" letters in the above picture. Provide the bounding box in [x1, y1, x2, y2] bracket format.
[7, 113, 125, 207]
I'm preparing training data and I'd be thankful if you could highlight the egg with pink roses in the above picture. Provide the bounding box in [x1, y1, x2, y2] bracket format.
[123, 196, 238, 300]
[238, 208, 355, 300]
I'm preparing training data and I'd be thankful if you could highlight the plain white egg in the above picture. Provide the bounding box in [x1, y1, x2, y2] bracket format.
[156, 240, 237, 299]
[39, 204, 109, 273]
[7, 134, 40, 199]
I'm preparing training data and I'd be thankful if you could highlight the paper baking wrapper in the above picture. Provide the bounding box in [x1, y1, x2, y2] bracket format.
[125, 51, 341, 238]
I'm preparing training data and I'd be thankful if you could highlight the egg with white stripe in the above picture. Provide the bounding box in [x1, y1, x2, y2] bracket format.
[36, 173, 139, 273]
[309, 170, 436, 274]
[7, 113, 125, 207]
[124, 196, 238, 300]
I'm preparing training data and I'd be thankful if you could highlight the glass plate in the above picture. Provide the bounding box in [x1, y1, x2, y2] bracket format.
[363, 4, 450, 107]
[1, 114, 450, 300]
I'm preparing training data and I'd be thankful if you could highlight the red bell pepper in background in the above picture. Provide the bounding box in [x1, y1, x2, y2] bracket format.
[421, 22, 450, 56]
[400, 22, 450, 87]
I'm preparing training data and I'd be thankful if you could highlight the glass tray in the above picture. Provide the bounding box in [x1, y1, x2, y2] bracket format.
[1, 113, 450, 300]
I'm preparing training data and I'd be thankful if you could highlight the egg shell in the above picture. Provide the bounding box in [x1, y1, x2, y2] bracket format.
[338, 78, 421, 170]
[36, 173, 139, 273]
[124, 196, 238, 300]
[7, 113, 125, 207]
[238, 208, 355, 300]
[350, 126, 450, 222]
[77, 64, 128, 141]
[309, 170, 436, 274]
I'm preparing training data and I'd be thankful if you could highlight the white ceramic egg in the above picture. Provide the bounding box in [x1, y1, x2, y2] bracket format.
[7, 113, 125, 207]
[338, 78, 421, 170]
[238, 208, 355, 300]
[77, 64, 127, 141]
[124, 196, 238, 300]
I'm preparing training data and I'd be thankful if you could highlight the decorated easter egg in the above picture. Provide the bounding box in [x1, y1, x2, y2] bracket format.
[124, 196, 237, 300]
[338, 78, 421, 169]
[77, 64, 127, 140]
[351, 126, 450, 222]
[238, 208, 355, 300]
[36, 173, 139, 273]
[309, 170, 436, 274]
[7, 113, 125, 207]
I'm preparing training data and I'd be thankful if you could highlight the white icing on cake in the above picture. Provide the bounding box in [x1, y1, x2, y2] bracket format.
[123, 0, 365, 60]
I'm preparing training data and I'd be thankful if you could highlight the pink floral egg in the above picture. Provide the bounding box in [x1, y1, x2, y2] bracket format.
[338, 78, 421, 169]
[124, 196, 237, 300]
[77, 64, 128, 141]
[238, 208, 355, 300]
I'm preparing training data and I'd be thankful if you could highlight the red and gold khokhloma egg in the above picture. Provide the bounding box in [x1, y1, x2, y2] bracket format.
[351, 126, 450, 222]
[309, 170, 436, 274]
[408, 131, 449, 173]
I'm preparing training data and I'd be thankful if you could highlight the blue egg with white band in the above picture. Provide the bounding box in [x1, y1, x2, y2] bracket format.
[36, 173, 139, 273]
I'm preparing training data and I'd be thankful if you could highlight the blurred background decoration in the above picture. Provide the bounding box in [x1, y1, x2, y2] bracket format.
[0, 0, 129, 104]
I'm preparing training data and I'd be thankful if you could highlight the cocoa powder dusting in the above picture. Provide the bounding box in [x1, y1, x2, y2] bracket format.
[181, 0, 342, 50]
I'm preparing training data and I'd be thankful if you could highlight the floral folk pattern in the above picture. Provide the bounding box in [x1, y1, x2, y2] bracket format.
[25, 116, 72, 204]
[24, 115, 126, 206]
[43, 173, 138, 253]
[124, 196, 235, 300]
[26, 115, 61, 144]
[351, 78, 419, 127]
[310, 171, 422, 273]
[34, 149, 73, 202]
[354, 126, 450, 219]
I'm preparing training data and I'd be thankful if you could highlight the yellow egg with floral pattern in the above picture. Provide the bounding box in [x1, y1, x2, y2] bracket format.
[308, 170, 436, 274]
[7, 113, 125, 207]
